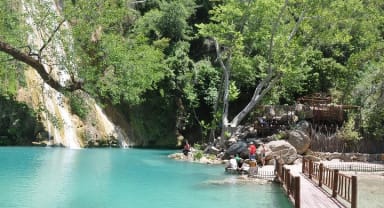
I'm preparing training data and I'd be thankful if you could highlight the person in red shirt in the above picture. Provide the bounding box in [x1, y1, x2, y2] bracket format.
[248, 142, 256, 160]
[183, 140, 191, 156]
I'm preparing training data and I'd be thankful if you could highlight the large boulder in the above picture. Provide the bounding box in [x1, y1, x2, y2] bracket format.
[287, 130, 311, 154]
[225, 141, 248, 158]
[266, 140, 297, 164]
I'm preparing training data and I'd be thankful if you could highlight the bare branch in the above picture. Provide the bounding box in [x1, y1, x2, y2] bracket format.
[286, 9, 305, 44]
[39, 19, 65, 57]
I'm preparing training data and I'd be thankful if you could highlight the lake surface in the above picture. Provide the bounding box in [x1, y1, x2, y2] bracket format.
[0, 147, 292, 208]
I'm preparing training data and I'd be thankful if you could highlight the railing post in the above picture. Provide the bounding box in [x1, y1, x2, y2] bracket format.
[302, 158, 305, 173]
[319, 163, 323, 187]
[309, 160, 313, 179]
[295, 176, 301, 208]
[332, 169, 339, 198]
[275, 158, 279, 178]
[286, 169, 291, 194]
[351, 175, 357, 208]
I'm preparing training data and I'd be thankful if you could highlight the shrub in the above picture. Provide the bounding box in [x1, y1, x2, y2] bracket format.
[193, 150, 203, 161]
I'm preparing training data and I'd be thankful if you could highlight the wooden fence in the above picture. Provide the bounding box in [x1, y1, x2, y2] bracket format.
[302, 158, 357, 208]
[252, 169, 275, 180]
[323, 162, 384, 172]
[276, 160, 301, 208]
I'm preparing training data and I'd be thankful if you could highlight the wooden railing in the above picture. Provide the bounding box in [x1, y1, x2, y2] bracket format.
[302, 158, 357, 208]
[336, 172, 357, 207]
[276, 160, 301, 208]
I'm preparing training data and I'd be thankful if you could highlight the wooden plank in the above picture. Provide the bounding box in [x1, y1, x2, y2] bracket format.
[285, 165, 345, 208]
[300, 178, 344, 208]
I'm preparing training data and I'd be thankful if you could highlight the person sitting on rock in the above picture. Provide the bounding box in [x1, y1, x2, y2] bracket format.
[235, 154, 243, 169]
[226, 155, 238, 171]
[182, 140, 191, 156]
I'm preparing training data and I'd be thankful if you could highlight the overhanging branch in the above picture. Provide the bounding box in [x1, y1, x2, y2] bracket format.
[0, 39, 82, 91]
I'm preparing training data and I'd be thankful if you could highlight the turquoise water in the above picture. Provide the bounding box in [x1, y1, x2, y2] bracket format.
[0, 147, 292, 208]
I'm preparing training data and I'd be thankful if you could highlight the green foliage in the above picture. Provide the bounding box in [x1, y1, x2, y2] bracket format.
[0, 1, 26, 45]
[193, 143, 201, 150]
[157, 1, 195, 40]
[336, 117, 362, 142]
[62, 0, 166, 105]
[134, 0, 196, 41]
[274, 131, 287, 140]
[0, 64, 20, 97]
[224, 131, 231, 139]
[127, 90, 177, 147]
[193, 150, 203, 161]
[0, 95, 42, 145]
[68, 93, 89, 119]
[194, 60, 220, 106]
[228, 81, 240, 101]
[353, 58, 384, 140]
[0, 1, 27, 97]
[94, 35, 166, 104]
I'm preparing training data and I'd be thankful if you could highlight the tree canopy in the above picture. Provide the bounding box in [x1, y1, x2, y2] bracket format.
[0, 0, 383, 145]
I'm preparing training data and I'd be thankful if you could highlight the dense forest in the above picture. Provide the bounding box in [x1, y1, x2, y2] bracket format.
[0, 0, 383, 148]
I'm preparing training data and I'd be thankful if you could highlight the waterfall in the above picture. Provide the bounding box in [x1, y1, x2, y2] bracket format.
[94, 105, 130, 149]
[19, 0, 130, 148]
[21, 0, 80, 148]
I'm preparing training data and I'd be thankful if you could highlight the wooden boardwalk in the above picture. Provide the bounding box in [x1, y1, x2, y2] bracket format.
[285, 165, 346, 208]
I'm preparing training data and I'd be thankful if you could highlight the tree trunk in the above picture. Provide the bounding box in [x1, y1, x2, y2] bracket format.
[229, 73, 281, 127]
[213, 39, 231, 143]
[215, 0, 293, 132]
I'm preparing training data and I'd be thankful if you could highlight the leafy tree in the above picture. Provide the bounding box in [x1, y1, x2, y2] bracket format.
[353, 57, 384, 140]
[134, 0, 196, 43]
[297, 0, 384, 102]
[197, 0, 384, 141]
[62, 0, 167, 105]
[197, 0, 308, 138]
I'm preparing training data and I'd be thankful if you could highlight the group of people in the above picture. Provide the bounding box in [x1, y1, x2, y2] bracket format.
[226, 141, 266, 174]
[181, 139, 267, 175]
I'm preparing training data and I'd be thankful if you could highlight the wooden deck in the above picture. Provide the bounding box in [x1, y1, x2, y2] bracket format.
[299, 174, 345, 208]
[286, 165, 346, 208]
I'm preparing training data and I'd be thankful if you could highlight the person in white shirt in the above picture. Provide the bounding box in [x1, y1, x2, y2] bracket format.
[226, 155, 238, 170]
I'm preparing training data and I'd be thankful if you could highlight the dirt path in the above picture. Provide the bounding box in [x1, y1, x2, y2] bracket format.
[356, 172, 384, 208]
